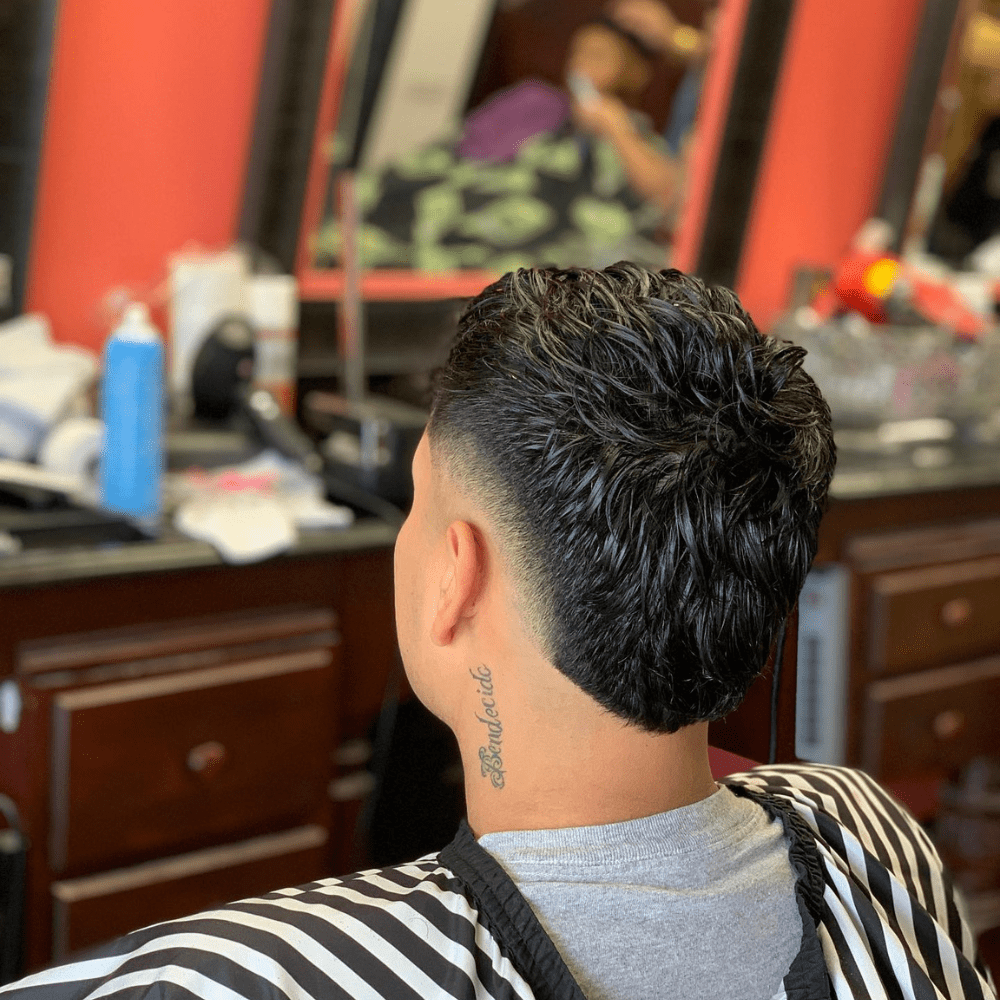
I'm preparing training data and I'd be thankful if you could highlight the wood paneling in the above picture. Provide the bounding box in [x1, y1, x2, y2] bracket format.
[869, 559, 1000, 675]
[816, 484, 1000, 564]
[0, 545, 397, 971]
[19, 607, 336, 676]
[49, 651, 336, 875]
[862, 656, 1000, 782]
[51, 826, 327, 959]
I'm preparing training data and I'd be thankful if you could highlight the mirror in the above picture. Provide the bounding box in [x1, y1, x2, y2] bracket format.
[0, 1, 58, 321]
[292, 0, 760, 300]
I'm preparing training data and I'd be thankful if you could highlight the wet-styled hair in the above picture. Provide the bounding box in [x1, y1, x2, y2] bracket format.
[429, 264, 835, 733]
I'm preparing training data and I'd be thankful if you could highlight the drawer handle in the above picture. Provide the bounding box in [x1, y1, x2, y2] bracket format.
[940, 597, 972, 628]
[187, 740, 228, 776]
[932, 709, 966, 741]
[329, 771, 377, 802]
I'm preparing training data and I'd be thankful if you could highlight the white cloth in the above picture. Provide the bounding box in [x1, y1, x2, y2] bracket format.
[172, 450, 353, 563]
[0, 315, 97, 460]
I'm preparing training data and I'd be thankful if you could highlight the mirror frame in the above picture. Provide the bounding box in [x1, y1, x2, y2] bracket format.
[874, 0, 968, 252]
[290, 0, 788, 302]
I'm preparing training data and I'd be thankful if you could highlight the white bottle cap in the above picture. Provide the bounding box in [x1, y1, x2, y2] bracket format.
[116, 303, 161, 344]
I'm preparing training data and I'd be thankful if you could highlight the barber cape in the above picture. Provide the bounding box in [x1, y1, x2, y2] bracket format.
[2, 765, 994, 1000]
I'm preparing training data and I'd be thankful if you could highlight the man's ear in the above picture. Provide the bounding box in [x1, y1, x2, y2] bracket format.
[430, 520, 484, 647]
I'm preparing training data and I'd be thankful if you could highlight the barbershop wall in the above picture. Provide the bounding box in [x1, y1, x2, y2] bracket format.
[25, 0, 270, 352]
[25, 0, 928, 347]
[737, 0, 924, 329]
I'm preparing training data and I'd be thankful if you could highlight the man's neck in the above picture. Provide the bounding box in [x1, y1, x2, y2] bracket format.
[460, 709, 717, 838]
[447, 614, 717, 838]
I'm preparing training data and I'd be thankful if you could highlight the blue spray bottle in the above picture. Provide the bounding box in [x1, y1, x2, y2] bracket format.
[98, 303, 164, 529]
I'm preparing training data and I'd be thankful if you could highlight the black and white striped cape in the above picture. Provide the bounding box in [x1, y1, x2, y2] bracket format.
[2, 764, 994, 1000]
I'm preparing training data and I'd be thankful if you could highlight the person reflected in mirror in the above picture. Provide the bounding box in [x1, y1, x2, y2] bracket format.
[313, 12, 703, 274]
[605, 0, 715, 154]
[566, 16, 682, 215]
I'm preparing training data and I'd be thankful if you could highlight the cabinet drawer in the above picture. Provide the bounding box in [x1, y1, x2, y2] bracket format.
[51, 825, 328, 960]
[868, 557, 1000, 675]
[50, 649, 336, 874]
[861, 656, 1000, 781]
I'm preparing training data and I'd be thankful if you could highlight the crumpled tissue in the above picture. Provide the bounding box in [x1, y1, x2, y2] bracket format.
[172, 450, 353, 564]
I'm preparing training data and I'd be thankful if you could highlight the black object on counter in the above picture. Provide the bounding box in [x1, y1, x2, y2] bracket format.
[0, 508, 149, 550]
[0, 795, 26, 984]
[192, 315, 323, 472]
[191, 316, 256, 421]
[304, 391, 425, 512]
[236, 384, 322, 474]
[190, 316, 410, 524]
[0, 481, 65, 512]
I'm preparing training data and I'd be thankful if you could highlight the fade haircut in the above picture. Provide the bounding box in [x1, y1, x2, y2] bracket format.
[428, 263, 835, 733]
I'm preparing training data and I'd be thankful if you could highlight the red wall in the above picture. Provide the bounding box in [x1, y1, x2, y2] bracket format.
[736, 0, 924, 330]
[27, 0, 925, 344]
[26, 1, 271, 351]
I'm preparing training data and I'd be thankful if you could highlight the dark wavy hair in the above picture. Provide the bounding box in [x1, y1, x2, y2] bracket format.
[428, 263, 835, 733]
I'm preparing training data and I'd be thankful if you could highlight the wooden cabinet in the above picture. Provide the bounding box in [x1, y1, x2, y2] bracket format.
[834, 507, 1000, 786]
[0, 542, 397, 972]
[50, 825, 328, 959]
[738, 480, 1000, 782]
[861, 657, 1000, 781]
[792, 483, 1000, 944]
[867, 556, 1000, 676]
[713, 480, 1000, 799]
[48, 647, 336, 875]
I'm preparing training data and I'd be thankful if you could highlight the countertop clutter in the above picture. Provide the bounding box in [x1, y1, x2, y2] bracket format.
[0, 293, 408, 972]
[0, 256, 364, 572]
[0, 315, 96, 464]
[0, 512, 397, 587]
[3, 434, 1000, 581]
[0, 433, 384, 583]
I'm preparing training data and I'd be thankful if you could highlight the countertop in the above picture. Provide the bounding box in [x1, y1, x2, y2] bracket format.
[0, 515, 398, 589]
[830, 443, 1000, 502]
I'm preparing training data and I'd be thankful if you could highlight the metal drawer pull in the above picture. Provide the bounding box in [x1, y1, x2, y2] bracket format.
[329, 772, 376, 802]
[186, 741, 228, 775]
[932, 709, 966, 741]
[333, 738, 373, 768]
[940, 597, 972, 628]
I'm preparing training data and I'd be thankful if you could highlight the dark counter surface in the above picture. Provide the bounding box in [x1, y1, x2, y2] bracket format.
[0, 514, 398, 589]
[830, 443, 1000, 502]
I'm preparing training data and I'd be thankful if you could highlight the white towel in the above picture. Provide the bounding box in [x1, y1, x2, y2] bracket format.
[0, 314, 98, 460]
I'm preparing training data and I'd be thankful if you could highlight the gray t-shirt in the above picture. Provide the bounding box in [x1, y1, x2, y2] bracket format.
[478, 784, 801, 1000]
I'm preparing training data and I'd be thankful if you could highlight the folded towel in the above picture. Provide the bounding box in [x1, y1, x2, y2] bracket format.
[0, 315, 97, 460]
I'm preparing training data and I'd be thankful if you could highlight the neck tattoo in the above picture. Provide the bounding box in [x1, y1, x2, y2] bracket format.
[470, 665, 505, 789]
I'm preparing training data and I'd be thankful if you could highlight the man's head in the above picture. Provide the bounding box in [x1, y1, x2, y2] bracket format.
[400, 263, 835, 736]
[566, 19, 655, 98]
